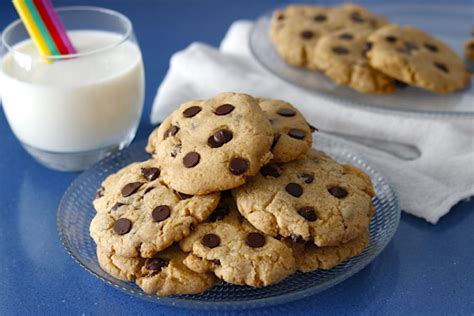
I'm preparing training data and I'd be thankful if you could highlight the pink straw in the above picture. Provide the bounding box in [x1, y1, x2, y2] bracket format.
[42, 0, 76, 54]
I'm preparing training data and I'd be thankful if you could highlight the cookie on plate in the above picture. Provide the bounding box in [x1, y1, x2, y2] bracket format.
[257, 98, 314, 163]
[366, 24, 471, 93]
[286, 230, 369, 272]
[313, 27, 396, 94]
[136, 245, 217, 296]
[179, 196, 296, 287]
[146, 92, 274, 195]
[97, 246, 144, 281]
[270, 5, 332, 68]
[97, 245, 216, 295]
[90, 159, 220, 258]
[270, 4, 387, 69]
[233, 148, 375, 247]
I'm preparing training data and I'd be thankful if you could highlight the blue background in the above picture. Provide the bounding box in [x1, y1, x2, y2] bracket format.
[0, 0, 473, 315]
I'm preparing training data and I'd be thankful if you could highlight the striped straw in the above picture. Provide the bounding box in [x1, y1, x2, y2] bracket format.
[12, 0, 76, 59]
[35, 0, 77, 54]
[12, 0, 56, 56]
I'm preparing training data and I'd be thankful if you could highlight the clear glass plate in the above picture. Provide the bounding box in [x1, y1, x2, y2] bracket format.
[249, 4, 474, 116]
[57, 135, 400, 310]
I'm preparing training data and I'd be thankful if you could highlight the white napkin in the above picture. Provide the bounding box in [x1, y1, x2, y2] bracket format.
[150, 21, 474, 224]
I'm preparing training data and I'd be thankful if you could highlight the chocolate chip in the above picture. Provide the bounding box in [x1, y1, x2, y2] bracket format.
[277, 13, 285, 21]
[183, 152, 200, 168]
[290, 234, 305, 244]
[208, 129, 233, 148]
[328, 186, 348, 198]
[300, 30, 314, 39]
[434, 62, 449, 73]
[332, 46, 349, 55]
[362, 41, 373, 55]
[314, 14, 327, 22]
[141, 167, 160, 181]
[95, 187, 104, 199]
[288, 128, 306, 139]
[114, 218, 132, 235]
[300, 173, 314, 184]
[201, 234, 220, 248]
[260, 164, 280, 177]
[176, 191, 193, 200]
[277, 108, 296, 117]
[214, 104, 235, 115]
[229, 158, 248, 175]
[298, 207, 318, 221]
[385, 35, 397, 43]
[271, 134, 281, 149]
[208, 205, 230, 222]
[469, 42, 474, 50]
[339, 33, 353, 40]
[170, 144, 181, 157]
[146, 257, 168, 271]
[111, 202, 124, 212]
[152, 205, 171, 222]
[163, 125, 179, 139]
[144, 187, 155, 195]
[121, 182, 143, 197]
[307, 122, 318, 133]
[246, 232, 266, 248]
[285, 183, 303, 197]
[211, 259, 221, 265]
[183, 106, 201, 118]
[424, 43, 438, 52]
[350, 12, 365, 23]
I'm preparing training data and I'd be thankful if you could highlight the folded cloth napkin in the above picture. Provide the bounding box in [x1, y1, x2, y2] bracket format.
[150, 21, 474, 224]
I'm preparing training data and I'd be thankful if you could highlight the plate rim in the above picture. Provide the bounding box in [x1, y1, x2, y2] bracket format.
[57, 137, 401, 310]
[249, 4, 474, 118]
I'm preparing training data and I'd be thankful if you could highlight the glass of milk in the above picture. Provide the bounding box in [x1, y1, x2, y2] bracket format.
[0, 6, 145, 171]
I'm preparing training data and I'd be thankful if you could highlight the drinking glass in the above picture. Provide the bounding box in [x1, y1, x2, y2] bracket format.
[0, 6, 145, 171]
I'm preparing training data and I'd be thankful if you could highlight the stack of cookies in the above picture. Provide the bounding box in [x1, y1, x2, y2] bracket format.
[90, 92, 375, 296]
[270, 3, 471, 94]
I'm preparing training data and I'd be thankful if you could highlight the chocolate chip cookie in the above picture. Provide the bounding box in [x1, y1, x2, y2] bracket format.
[97, 246, 144, 281]
[286, 230, 369, 272]
[257, 98, 314, 163]
[313, 27, 396, 93]
[270, 3, 387, 69]
[90, 159, 220, 258]
[233, 149, 375, 247]
[136, 245, 217, 296]
[179, 196, 296, 287]
[367, 24, 471, 93]
[97, 245, 216, 295]
[146, 92, 274, 195]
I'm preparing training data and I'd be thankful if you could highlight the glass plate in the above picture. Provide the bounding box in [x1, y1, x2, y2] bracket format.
[249, 4, 474, 116]
[57, 135, 400, 310]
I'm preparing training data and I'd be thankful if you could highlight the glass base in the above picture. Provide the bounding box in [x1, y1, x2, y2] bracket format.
[22, 140, 133, 172]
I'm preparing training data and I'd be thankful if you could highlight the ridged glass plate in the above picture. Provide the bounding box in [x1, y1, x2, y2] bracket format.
[249, 4, 474, 116]
[57, 135, 400, 310]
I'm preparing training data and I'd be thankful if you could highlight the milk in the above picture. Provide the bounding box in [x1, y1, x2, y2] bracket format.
[0, 30, 144, 153]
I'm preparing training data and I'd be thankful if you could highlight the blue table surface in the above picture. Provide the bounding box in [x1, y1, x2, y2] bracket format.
[0, 0, 473, 315]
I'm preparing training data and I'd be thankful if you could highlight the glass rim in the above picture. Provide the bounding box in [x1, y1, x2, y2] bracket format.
[1, 6, 133, 60]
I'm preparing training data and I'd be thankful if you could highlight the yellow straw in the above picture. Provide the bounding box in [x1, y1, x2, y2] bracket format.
[12, 0, 53, 57]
